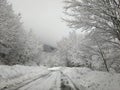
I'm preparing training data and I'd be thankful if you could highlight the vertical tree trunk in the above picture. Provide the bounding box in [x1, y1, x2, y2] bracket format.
[94, 38, 109, 72]
[100, 51, 109, 72]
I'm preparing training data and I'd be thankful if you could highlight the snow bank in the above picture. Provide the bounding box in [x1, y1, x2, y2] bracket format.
[48, 67, 63, 71]
[62, 67, 120, 90]
[83, 71, 120, 90]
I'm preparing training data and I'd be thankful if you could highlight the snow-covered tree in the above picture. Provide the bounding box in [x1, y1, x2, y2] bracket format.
[57, 31, 87, 67]
[0, 0, 27, 64]
[63, 0, 120, 43]
[24, 30, 43, 65]
[63, 0, 120, 72]
[57, 31, 120, 72]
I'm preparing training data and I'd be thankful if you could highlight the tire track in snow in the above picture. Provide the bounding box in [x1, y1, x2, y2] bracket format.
[2, 70, 86, 90]
[2, 71, 51, 90]
[59, 70, 80, 90]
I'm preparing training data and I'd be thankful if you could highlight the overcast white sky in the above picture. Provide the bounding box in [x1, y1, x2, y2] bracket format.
[8, 0, 71, 46]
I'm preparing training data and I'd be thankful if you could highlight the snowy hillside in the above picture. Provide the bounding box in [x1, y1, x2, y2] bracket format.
[0, 65, 120, 90]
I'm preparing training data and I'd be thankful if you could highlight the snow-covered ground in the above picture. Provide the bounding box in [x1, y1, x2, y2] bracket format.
[0, 65, 120, 90]
[63, 67, 120, 90]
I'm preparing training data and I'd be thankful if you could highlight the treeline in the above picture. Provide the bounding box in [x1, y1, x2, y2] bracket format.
[0, 0, 61, 66]
[57, 31, 120, 73]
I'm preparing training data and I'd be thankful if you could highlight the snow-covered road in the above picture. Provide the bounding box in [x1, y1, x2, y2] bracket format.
[17, 71, 61, 90]
[1, 66, 120, 90]
[2, 70, 85, 90]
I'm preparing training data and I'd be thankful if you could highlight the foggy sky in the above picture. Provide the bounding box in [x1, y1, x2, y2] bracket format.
[8, 0, 71, 46]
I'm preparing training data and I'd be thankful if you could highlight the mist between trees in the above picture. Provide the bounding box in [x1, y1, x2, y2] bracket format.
[0, 0, 120, 73]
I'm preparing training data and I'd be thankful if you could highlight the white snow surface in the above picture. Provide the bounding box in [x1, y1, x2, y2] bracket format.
[63, 67, 120, 90]
[0, 65, 120, 90]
